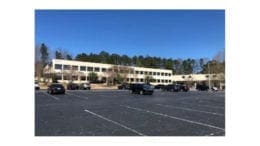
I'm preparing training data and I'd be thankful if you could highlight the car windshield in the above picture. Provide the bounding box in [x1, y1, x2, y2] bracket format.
[143, 84, 152, 89]
[52, 84, 63, 87]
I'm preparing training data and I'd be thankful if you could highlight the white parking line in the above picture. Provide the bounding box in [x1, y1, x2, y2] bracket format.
[66, 92, 88, 99]
[181, 103, 224, 110]
[84, 109, 145, 136]
[40, 92, 60, 101]
[120, 105, 225, 131]
[156, 104, 224, 116]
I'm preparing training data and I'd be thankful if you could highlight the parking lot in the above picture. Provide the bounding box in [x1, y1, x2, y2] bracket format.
[35, 89, 225, 136]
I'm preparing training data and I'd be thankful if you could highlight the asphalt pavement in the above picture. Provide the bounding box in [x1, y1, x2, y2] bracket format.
[35, 89, 225, 136]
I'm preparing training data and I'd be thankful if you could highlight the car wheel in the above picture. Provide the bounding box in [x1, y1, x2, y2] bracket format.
[140, 90, 144, 95]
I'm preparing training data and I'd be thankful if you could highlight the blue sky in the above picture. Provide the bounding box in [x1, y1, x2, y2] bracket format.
[35, 10, 225, 59]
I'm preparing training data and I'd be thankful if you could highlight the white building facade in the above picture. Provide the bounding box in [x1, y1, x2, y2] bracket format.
[44, 59, 224, 87]
[49, 59, 173, 85]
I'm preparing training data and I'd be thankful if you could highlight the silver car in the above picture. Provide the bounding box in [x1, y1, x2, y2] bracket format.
[79, 83, 91, 90]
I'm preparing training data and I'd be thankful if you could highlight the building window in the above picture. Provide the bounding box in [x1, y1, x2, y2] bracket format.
[131, 78, 134, 82]
[55, 75, 62, 80]
[127, 78, 129, 82]
[72, 75, 78, 81]
[182, 75, 185, 79]
[72, 65, 78, 70]
[55, 64, 62, 70]
[205, 75, 209, 78]
[136, 78, 139, 82]
[63, 65, 70, 70]
[169, 80, 171, 83]
[140, 71, 143, 75]
[161, 73, 164, 76]
[157, 79, 160, 83]
[140, 79, 144, 82]
[80, 66, 86, 71]
[165, 80, 168, 83]
[144, 71, 148, 75]
[63, 75, 69, 80]
[94, 67, 100, 72]
[135, 71, 139, 74]
[87, 67, 93, 71]
[157, 72, 160, 75]
[165, 73, 168, 76]
[162, 80, 164, 83]
[149, 72, 152, 75]
[213, 74, 217, 78]
[169, 74, 171, 76]
[102, 68, 107, 72]
[153, 72, 156, 75]
[80, 76, 86, 81]
[114, 68, 118, 72]
[130, 69, 134, 74]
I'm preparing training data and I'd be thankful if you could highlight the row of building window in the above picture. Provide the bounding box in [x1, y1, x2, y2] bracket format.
[134, 71, 171, 76]
[55, 64, 107, 72]
[126, 78, 172, 83]
[55, 75, 172, 83]
[54, 64, 171, 76]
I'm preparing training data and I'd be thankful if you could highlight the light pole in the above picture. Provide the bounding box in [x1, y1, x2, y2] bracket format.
[208, 62, 211, 91]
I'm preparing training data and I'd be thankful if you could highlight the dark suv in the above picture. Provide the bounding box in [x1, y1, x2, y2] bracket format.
[129, 83, 154, 95]
[154, 84, 165, 89]
[163, 84, 189, 92]
[47, 83, 65, 94]
[196, 84, 209, 91]
[118, 83, 130, 90]
[179, 84, 189, 92]
[67, 83, 79, 90]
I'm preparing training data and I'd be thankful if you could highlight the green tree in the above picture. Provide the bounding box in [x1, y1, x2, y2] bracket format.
[40, 43, 49, 66]
[75, 53, 88, 61]
[55, 51, 63, 59]
[115, 73, 123, 84]
[201, 60, 225, 74]
[66, 54, 73, 60]
[144, 76, 155, 84]
[132, 56, 142, 67]
[39, 43, 50, 82]
[88, 72, 98, 82]
[173, 59, 182, 74]
[165, 59, 173, 70]
[182, 58, 195, 74]
[99, 51, 110, 63]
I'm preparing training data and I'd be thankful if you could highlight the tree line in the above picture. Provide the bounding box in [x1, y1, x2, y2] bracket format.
[35, 43, 225, 81]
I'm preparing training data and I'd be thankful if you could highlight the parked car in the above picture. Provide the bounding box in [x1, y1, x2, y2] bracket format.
[163, 84, 189, 92]
[196, 84, 209, 91]
[179, 84, 189, 92]
[79, 83, 91, 90]
[35, 81, 40, 90]
[47, 83, 65, 94]
[154, 84, 165, 89]
[162, 84, 176, 91]
[67, 83, 79, 90]
[118, 83, 130, 90]
[211, 86, 218, 91]
[129, 83, 154, 95]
